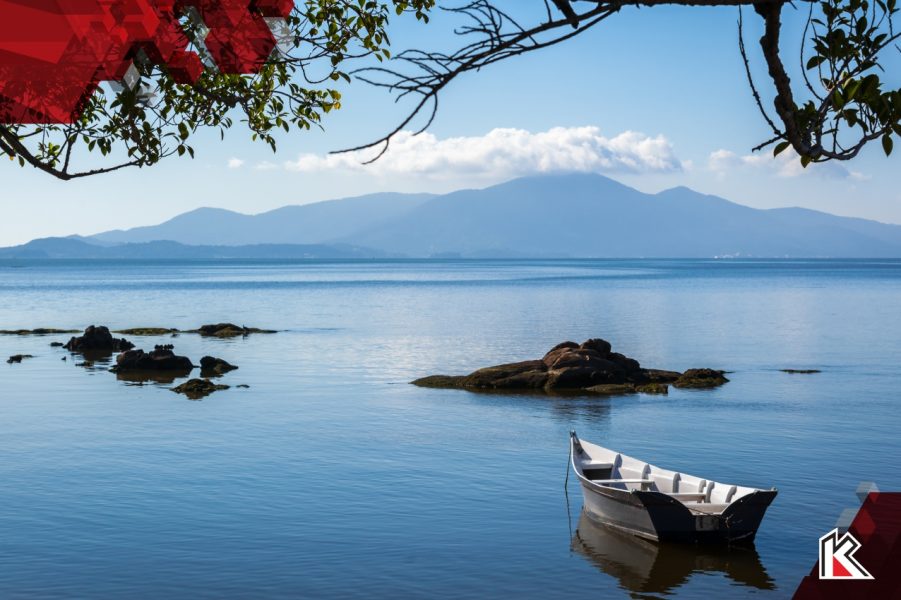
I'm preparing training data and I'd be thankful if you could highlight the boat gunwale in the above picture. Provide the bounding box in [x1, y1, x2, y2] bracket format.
[569, 433, 774, 511]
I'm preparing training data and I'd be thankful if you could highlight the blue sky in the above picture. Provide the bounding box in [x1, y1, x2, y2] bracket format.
[1, 3, 899, 246]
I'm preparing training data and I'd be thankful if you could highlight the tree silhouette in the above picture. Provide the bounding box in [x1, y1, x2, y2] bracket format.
[1, 0, 897, 180]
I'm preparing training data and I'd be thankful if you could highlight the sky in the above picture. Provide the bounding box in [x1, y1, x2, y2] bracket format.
[1, 3, 899, 246]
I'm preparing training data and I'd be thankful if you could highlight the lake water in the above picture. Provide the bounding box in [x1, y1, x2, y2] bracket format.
[1, 259, 899, 599]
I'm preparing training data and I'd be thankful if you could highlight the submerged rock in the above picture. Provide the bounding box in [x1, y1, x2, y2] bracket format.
[413, 339, 727, 397]
[0, 328, 79, 335]
[172, 378, 229, 399]
[192, 323, 276, 338]
[6, 354, 34, 364]
[50, 342, 64, 347]
[64, 326, 134, 353]
[642, 369, 682, 383]
[114, 328, 180, 336]
[672, 369, 729, 389]
[585, 383, 637, 395]
[113, 345, 193, 372]
[636, 383, 669, 394]
[199, 356, 238, 377]
[781, 369, 821, 374]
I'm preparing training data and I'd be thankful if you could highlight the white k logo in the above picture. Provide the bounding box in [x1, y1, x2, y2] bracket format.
[819, 528, 874, 580]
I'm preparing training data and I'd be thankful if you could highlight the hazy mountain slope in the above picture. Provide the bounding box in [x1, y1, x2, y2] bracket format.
[25, 174, 901, 258]
[90, 193, 434, 246]
[339, 175, 901, 257]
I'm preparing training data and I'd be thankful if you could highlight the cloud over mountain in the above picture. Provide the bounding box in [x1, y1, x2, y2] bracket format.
[283, 126, 682, 179]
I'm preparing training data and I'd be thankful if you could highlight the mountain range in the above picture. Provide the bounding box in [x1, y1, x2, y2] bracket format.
[4, 174, 901, 258]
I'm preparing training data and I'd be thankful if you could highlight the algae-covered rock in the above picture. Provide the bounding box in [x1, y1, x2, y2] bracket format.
[410, 375, 466, 388]
[192, 323, 276, 337]
[114, 328, 180, 336]
[636, 383, 669, 394]
[412, 339, 727, 397]
[673, 368, 729, 389]
[172, 378, 229, 399]
[585, 383, 637, 395]
[0, 328, 79, 335]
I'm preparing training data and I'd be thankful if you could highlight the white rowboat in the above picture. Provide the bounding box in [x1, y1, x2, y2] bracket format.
[570, 431, 777, 544]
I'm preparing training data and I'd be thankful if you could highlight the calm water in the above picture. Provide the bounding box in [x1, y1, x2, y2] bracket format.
[1, 259, 900, 599]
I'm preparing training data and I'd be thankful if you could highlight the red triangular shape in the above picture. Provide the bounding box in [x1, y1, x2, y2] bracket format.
[832, 556, 852, 577]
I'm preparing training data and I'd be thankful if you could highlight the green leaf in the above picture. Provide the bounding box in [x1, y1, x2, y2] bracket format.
[773, 141, 791, 156]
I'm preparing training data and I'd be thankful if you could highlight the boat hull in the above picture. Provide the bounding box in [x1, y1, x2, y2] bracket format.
[579, 480, 777, 544]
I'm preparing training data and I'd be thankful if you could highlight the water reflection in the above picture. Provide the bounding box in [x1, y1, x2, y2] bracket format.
[115, 369, 192, 385]
[71, 350, 114, 370]
[571, 510, 774, 595]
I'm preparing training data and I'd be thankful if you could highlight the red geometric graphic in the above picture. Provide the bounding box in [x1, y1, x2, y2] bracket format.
[0, 0, 293, 124]
[794, 492, 901, 599]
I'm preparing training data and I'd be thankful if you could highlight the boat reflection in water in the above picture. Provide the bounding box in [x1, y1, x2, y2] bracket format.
[572, 510, 775, 595]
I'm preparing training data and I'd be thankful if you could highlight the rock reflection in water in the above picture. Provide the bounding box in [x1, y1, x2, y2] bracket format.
[115, 370, 192, 385]
[571, 510, 775, 594]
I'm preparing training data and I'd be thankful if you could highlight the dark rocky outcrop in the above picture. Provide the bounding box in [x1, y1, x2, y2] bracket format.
[412, 339, 728, 397]
[112, 345, 193, 373]
[64, 326, 134, 353]
[50, 342, 64, 347]
[7, 354, 33, 364]
[199, 355, 238, 377]
[781, 369, 821, 374]
[172, 378, 229, 399]
[192, 323, 276, 338]
[672, 369, 729, 389]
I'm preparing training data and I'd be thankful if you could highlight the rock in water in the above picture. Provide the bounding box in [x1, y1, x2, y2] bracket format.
[6, 354, 34, 364]
[64, 326, 134, 353]
[113, 345, 194, 372]
[781, 369, 821, 374]
[172, 378, 230, 399]
[636, 383, 669, 394]
[0, 328, 79, 335]
[673, 369, 729, 389]
[585, 384, 637, 395]
[193, 323, 276, 337]
[199, 356, 238, 377]
[413, 339, 728, 397]
[114, 328, 180, 336]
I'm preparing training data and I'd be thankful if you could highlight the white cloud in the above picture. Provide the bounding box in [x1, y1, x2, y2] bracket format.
[708, 148, 867, 180]
[227, 157, 245, 169]
[283, 126, 683, 179]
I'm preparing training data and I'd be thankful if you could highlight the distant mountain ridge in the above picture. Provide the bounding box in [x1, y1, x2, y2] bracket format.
[91, 192, 434, 246]
[5, 174, 901, 258]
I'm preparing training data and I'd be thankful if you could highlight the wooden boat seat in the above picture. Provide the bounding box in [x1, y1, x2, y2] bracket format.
[581, 462, 614, 469]
[667, 492, 707, 502]
[592, 478, 654, 485]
